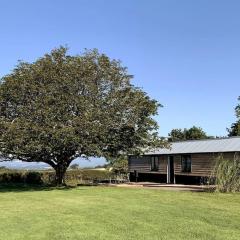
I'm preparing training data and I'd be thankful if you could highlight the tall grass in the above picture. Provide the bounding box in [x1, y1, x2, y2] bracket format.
[213, 154, 240, 192]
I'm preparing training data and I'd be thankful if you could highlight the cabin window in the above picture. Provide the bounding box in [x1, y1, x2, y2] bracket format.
[181, 155, 192, 173]
[150, 156, 159, 171]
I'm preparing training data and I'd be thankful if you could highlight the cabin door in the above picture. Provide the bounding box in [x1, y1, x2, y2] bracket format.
[167, 156, 175, 184]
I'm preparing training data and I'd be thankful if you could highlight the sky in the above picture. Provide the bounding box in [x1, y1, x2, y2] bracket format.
[0, 0, 240, 167]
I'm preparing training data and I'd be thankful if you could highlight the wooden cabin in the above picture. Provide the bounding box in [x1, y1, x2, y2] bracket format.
[128, 137, 240, 184]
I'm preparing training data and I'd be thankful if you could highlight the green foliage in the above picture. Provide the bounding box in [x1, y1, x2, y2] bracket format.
[214, 155, 240, 192]
[0, 47, 166, 184]
[0, 172, 24, 184]
[25, 172, 43, 185]
[228, 97, 240, 136]
[107, 157, 128, 174]
[0, 170, 43, 185]
[168, 128, 186, 141]
[0, 169, 118, 185]
[228, 122, 240, 136]
[168, 126, 209, 141]
[236, 96, 240, 118]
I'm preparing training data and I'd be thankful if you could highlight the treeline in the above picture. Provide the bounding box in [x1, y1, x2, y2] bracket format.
[168, 126, 212, 142]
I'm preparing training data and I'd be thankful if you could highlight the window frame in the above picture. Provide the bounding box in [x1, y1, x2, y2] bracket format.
[150, 156, 159, 171]
[181, 155, 192, 173]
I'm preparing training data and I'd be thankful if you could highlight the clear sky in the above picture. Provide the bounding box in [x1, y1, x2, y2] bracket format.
[1, 0, 240, 138]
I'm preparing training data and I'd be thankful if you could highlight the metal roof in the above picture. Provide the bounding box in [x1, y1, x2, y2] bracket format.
[146, 137, 240, 155]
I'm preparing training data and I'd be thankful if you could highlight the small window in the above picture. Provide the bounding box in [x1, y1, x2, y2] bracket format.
[151, 156, 159, 171]
[181, 155, 192, 173]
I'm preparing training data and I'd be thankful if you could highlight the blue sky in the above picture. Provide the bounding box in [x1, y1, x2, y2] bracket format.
[0, 1, 240, 139]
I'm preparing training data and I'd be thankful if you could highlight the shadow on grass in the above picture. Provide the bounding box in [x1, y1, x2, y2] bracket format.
[0, 184, 83, 193]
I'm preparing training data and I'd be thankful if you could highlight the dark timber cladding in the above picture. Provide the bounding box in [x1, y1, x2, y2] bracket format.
[128, 137, 240, 184]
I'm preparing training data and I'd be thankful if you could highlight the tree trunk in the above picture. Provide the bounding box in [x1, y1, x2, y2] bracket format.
[54, 163, 69, 186]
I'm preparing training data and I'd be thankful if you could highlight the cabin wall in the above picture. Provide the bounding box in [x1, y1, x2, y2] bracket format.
[175, 152, 236, 176]
[129, 152, 237, 177]
[128, 155, 167, 174]
[128, 156, 151, 173]
[174, 153, 216, 176]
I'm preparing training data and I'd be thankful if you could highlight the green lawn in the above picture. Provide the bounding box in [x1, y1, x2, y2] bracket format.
[0, 186, 239, 240]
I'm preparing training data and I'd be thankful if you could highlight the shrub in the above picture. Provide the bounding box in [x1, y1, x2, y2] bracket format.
[213, 155, 240, 192]
[0, 172, 11, 183]
[10, 172, 24, 183]
[0, 168, 126, 185]
[0, 172, 24, 184]
[25, 172, 43, 185]
[0, 170, 43, 185]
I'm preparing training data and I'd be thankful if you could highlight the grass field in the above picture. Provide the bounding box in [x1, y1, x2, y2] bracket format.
[0, 185, 239, 240]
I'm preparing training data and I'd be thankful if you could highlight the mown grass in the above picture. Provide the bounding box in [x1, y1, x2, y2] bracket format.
[0, 185, 239, 240]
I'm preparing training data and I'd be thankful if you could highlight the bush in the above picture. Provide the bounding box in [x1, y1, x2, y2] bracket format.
[0, 168, 127, 186]
[10, 172, 24, 183]
[0, 172, 11, 183]
[0, 170, 44, 185]
[0, 172, 25, 184]
[25, 172, 43, 185]
[213, 155, 240, 192]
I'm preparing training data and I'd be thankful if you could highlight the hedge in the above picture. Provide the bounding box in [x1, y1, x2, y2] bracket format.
[0, 168, 127, 185]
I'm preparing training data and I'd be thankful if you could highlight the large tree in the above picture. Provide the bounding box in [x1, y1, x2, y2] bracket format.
[168, 126, 209, 142]
[0, 47, 166, 185]
[228, 97, 240, 136]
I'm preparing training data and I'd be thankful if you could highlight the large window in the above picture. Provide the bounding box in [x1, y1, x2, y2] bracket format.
[181, 155, 192, 173]
[151, 156, 159, 171]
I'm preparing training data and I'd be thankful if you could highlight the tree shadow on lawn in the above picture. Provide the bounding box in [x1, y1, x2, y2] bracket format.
[0, 184, 85, 193]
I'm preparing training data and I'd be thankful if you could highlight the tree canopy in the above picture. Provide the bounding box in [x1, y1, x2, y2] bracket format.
[0, 47, 166, 184]
[228, 97, 240, 136]
[168, 126, 209, 142]
[228, 122, 240, 136]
